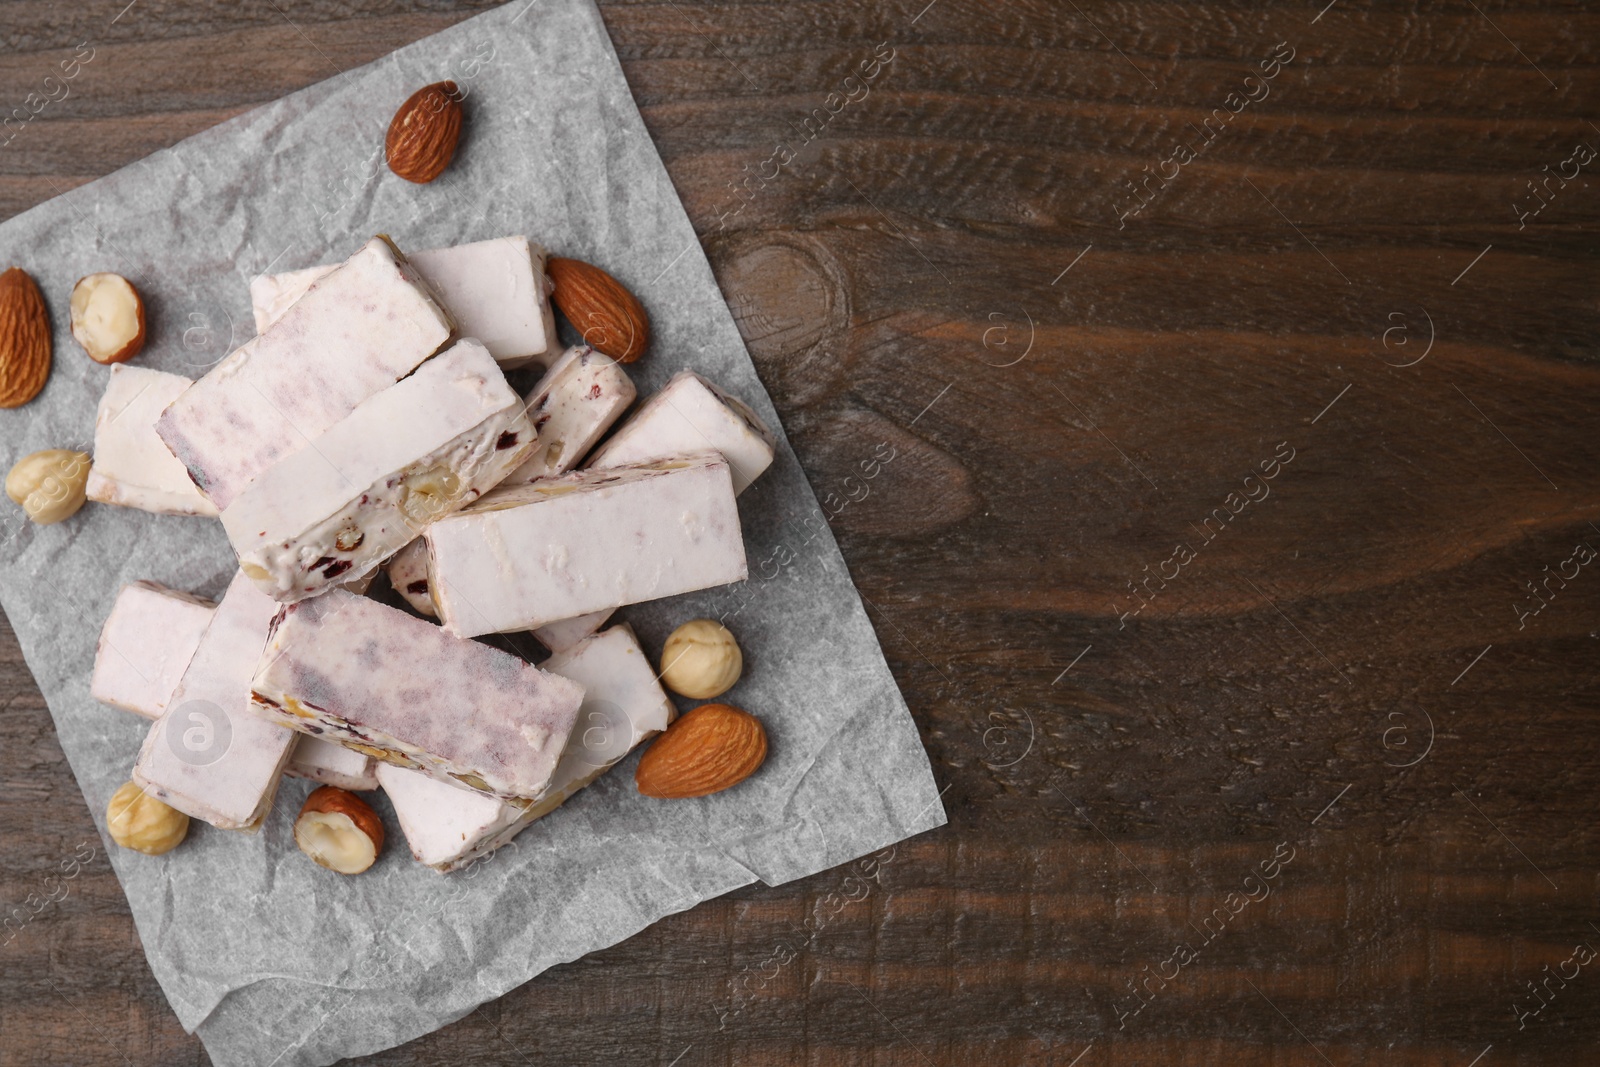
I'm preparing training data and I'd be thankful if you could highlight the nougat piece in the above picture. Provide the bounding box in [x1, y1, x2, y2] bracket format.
[425, 455, 746, 638]
[220, 339, 534, 603]
[91, 581, 215, 718]
[381, 624, 673, 872]
[384, 538, 437, 617]
[286, 737, 378, 791]
[503, 345, 635, 484]
[86, 365, 218, 517]
[250, 589, 584, 801]
[132, 572, 297, 831]
[158, 237, 452, 510]
[533, 609, 613, 654]
[586, 371, 776, 495]
[250, 236, 559, 369]
[376, 765, 530, 873]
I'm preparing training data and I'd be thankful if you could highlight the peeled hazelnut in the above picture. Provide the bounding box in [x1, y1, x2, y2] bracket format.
[107, 781, 189, 855]
[295, 786, 384, 875]
[660, 619, 742, 699]
[69, 272, 146, 364]
[6, 449, 90, 525]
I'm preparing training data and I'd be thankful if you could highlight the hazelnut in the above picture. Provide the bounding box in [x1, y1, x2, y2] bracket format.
[6, 449, 90, 525]
[295, 786, 384, 874]
[69, 272, 146, 364]
[660, 619, 742, 699]
[107, 781, 189, 855]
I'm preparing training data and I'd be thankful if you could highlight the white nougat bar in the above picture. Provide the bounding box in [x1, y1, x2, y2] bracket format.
[132, 572, 297, 831]
[287, 737, 378, 791]
[503, 345, 636, 484]
[220, 338, 534, 603]
[251, 236, 559, 369]
[158, 237, 453, 510]
[250, 589, 584, 800]
[381, 624, 673, 872]
[91, 581, 215, 718]
[586, 371, 777, 495]
[425, 454, 747, 638]
[385, 538, 437, 617]
[386, 551, 614, 645]
[376, 765, 527, 873]
[533, 609, 613, 653]
[538, 624, 675, 806]
[86, 366, 218, 517]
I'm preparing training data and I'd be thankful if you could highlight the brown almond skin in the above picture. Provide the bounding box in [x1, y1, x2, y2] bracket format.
[636, 703, 767, 799]
[298, 785, 385, 855]
[386, 81, 464, 184]
[547, 256, 650, 363]
[0, 267, 51, 409]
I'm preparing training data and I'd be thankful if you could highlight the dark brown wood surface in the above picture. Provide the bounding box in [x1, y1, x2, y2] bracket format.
[3, 1, 1598, 1063]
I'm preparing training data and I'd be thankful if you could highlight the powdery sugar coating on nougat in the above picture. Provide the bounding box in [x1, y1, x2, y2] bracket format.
[220, 339, 534, 602]
[585, 371, 776, 495]
[86, 365, 218, 517]
[250, 236, 559, 369]
[133, 572, 297, 831]
[250, 589, 584, 800]
[91, 581, 215, 718]
[158, 237, 452, 510]
[425, 454, 747, 638]
[502, 345, 636, 485]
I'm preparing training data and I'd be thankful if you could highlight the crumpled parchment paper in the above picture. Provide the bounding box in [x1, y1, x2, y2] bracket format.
[0, 1, 945, 1063]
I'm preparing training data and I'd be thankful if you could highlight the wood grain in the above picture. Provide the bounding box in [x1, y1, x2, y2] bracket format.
[2, 1, 1598, 1064]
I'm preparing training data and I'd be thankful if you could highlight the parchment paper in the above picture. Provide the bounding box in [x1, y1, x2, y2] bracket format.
[0, 2, 945, 1062]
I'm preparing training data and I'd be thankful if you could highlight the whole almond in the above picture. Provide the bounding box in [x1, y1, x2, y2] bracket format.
[547, 257, 650, 363]
[0, 267, 51, 409]
[635, 703, 767, 799]
[386, 81, 464, 184]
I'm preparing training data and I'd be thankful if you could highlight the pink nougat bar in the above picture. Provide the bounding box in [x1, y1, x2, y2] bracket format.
[132, 572, 298, 831]
[156, 237, 453, 510]
[249, 589, 584, 800]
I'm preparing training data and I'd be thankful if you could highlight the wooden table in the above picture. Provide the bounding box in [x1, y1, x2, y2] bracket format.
[3, 1, 1597, 1063]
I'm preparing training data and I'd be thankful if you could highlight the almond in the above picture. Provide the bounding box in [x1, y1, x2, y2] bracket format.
[295, 785, 385, 874]
[635, 702, 766, 799]
[0, 266, 51, 408]
[386, 81, 464, 184]
[547, 257, 650, 363]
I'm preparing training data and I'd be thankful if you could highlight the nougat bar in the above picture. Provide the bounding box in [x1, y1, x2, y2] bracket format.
[250, 236, 558, 369]
[586, 371, 776, 495]
[86, 365, 218, 517]
[384, 538, 437, 617]
[502, 345, 635, 484]
[158, 237, 452, 509]
[425, 455, 746, 638]
[287, 737, 378, 791]
[91, 581, 214, 718]
[220, 338, 534, 602]
[533, 608, 613, 654]
[380, 624, 672, 872]
[132, 572, 297, 831]
[250, 589, 584, 800]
